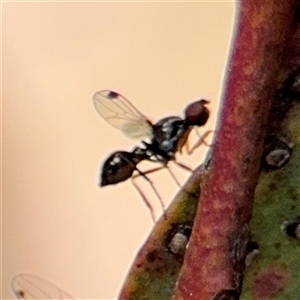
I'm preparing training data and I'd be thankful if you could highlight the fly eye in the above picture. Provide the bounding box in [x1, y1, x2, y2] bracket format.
[184, 99, 209, 126]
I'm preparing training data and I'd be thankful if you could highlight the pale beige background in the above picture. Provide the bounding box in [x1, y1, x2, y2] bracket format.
[2, 2, 235, 299]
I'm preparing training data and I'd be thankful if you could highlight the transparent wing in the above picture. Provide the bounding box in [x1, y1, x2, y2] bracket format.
[93, 90, 153, 140]
[11, 274, 76, 300]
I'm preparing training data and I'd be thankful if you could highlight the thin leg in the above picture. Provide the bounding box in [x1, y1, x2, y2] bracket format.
[173, 160, 193, 172]
[132, 166, 167, 220]
[132, 166, 165, 177]
[188, 130, 214, 154]
[194, 127, 201, 138]
[143, 156, 189, 186]
[165, 165, 181, 187]
[143, 157, 182, 187]
[131, 179, 156, 222]
[136, 164, 181, 187]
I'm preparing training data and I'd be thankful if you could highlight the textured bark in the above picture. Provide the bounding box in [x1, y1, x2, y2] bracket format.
[173, 1, 298, 299]
[241, 1, 300, 299]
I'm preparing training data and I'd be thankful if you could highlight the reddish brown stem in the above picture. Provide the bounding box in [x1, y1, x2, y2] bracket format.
[173, 1, 297, 299]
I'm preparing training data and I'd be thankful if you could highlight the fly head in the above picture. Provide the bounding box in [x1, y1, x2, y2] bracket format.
[184, 99, 209, 127]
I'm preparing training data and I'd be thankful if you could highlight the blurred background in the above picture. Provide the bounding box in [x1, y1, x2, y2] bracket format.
[2, 2, 235, 299]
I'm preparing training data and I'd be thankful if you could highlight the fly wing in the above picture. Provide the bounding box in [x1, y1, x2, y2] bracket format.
[11, 274, 76, 299]
[93, 90, 153, 140]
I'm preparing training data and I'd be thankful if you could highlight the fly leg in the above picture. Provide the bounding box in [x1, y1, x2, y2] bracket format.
[131, 166, 167, 221]
[144, 155, 183, 188]
[188, 130, 214, 154]
[173, 160, 193, 172]
[164, 165, 181, 187]
[131, 179, 156, 222]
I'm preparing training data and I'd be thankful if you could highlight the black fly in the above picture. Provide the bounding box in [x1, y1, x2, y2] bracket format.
[93, 90, 210, 220]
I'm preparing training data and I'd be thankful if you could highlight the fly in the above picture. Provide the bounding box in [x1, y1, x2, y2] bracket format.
[11, 274, 76, 300]
[93, 90, 210, 220]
